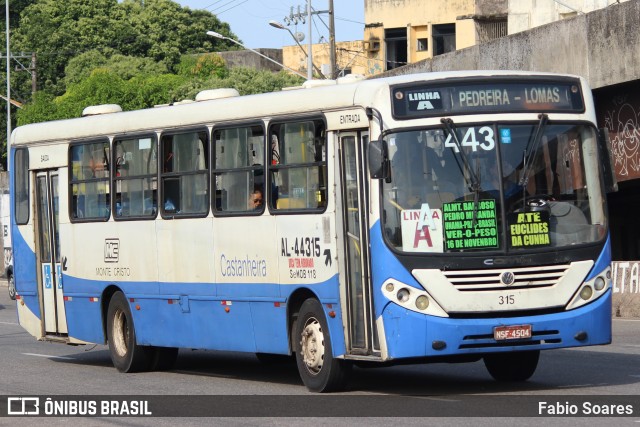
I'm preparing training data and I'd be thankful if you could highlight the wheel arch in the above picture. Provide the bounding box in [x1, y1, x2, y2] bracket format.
[101, 284, 124, 344]
[286, 287, 319, 353]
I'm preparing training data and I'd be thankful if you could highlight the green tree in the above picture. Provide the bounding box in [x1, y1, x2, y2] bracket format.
[11, 0, 239, 95]
[172, 67, 304, 100]
[65, 50, 168, 87]
[191, 53, 228, 79]
[17, 68, 189, 124]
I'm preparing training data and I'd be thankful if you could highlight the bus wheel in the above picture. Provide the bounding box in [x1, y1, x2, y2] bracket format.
[149, 347, 179, 371]
[107, 291, 149, 373]
[7, 273, 16, 300]
[483, 350, 540, 381]
[294, 298, 350, 392]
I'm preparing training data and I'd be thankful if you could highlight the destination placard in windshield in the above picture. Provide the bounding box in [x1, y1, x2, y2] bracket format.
[391, 78, 584, 119]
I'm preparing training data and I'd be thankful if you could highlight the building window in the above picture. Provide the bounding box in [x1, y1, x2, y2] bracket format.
[385, 28, 407, 70]
[417, 38, 428, 52]
[433, 23, 456, 56]
[476, 19, 508, 44]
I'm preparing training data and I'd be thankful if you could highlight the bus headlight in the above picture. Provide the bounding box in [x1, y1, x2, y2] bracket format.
[397, 288, 410, 303]
[385, 282, 395, 293]
[594, 276, 606, 291]
[579, 285, 593, 300]
[415, 295, 429, 311]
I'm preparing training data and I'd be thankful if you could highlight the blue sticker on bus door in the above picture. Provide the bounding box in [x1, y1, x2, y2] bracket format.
[56, 264, 63, 289]
[500, 128, 512, 144]
[43, 264, 52, 289]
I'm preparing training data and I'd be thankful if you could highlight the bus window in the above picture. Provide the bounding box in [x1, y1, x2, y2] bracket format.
[69, 141, 110, 221]
[269, 119, 327, 212]
[160, 130, 209, 217]
[213, 125, 265, 214]
[14, 148, 29, 225]
[113, 136, 157, 219]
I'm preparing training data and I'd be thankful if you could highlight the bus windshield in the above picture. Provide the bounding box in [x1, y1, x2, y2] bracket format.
[381, 122, 607, 253]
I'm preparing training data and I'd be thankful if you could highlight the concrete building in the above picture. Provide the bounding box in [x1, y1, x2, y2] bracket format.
[217, 49, 284, 73]
[363, 0, 508, 74]
[282, 40, 371, 78]
[280, 0, 510, 78]
[509, 0, 631, 34]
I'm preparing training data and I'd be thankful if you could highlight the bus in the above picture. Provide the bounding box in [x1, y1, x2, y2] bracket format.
[10, 71, 614, 392]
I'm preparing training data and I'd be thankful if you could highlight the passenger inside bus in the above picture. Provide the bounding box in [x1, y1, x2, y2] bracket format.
[248, 187, 264, 210]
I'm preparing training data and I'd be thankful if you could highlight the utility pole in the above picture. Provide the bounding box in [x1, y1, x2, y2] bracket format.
[283, 1, 337, 79]
[307, 0, 313, 80]
[328, 0, 336, 79]
[6, 0, 10, 156]
[30, 53, 37, 94]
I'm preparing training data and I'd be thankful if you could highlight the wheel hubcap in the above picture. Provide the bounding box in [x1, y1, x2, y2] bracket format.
[112, 309, 129, 357]
[300, 317, 325, 375]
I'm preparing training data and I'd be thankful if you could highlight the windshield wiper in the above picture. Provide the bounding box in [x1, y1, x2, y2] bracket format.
[518, 113, 549, 187]
[518, 113, 549, 211]
[441, 118, 483, 226]
[440, 118, 481, 192]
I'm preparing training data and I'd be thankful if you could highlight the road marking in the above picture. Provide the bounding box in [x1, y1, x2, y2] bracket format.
[0, 321, 19, 326]
[613, 318, 640, 322]
[22, 352, 75, 360]
[556, 384, 593, 388]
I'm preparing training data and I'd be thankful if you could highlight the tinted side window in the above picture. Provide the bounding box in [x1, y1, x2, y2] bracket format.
[113, 136, 157, 219]
[269, 119, 327, 212]
[213, 125, 265, 214]
[69, 141, 110, 221]
[14, 148, 29, 225]
[161, 130, 209, 217]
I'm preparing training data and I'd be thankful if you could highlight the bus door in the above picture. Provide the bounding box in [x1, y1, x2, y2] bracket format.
[34, 170, 67, 335]
[339, 132, 378, 356]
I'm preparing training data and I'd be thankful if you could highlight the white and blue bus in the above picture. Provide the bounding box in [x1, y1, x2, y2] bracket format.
[10, 71, 614, 392]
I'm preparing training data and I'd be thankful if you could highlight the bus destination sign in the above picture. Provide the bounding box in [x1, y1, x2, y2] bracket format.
[391, 79, 584, 119]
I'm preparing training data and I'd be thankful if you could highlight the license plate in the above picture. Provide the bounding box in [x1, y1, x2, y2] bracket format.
[493, 324, 532, 340]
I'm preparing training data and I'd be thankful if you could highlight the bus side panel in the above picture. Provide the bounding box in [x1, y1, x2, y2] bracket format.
[251, 301, 289, 354]
[12, 225, 42, 338]
[131, 297, 257, 352]
[58, 276, 107, 343]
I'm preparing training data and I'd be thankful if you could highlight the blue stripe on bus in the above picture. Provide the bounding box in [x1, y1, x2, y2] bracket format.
[58, 273, 345, 357]
[11, 225, 39, 318]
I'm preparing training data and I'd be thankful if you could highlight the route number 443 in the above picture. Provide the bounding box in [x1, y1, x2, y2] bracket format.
[444, 126, 495, 152]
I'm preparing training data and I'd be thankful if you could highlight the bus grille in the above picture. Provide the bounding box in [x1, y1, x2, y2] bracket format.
[443, 264, 570, 292]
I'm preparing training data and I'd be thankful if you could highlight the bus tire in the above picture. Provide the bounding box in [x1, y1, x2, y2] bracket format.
[7, 273, 16, 300]
[483, 350, 540, 381]
[148, 347, 179, 371]
[294, 298, 350, 392]
[106, 291, 150, 373]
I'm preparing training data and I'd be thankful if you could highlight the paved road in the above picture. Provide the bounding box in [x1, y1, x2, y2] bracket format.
[0, 284, 639, 426]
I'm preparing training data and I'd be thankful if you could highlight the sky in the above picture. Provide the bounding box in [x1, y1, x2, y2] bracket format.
[176, 0, 366, 49]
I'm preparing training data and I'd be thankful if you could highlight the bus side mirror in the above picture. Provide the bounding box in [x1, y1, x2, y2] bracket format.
[598, 128, 618, 193]
[368, 138, 390, 180]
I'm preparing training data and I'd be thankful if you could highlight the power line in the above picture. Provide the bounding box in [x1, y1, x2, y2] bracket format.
[216, 0, 249, 16]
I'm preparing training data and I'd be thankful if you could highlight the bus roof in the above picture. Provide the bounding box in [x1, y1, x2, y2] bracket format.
[11, 70, 584, 146]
